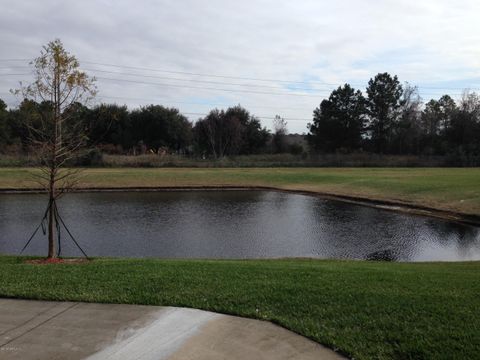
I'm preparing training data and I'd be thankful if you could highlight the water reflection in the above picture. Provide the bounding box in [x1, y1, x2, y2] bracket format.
[0, 191, 479, 261]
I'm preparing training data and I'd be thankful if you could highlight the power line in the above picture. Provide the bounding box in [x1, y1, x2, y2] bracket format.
[95, 76, 325, 97]
[93, 76, 465, 97]
[0, 59, 30, 62]
[0, 91, 312, 121]
[1, 58, 478, 92]
[0, 70, 465, 97]
[95, 94, 312, 111]
[80, 68, 335, 93]
[0, 73, 30, 76]
[0, 71, 466, 101]
[80, 60, 480, 91]
[0, 66, 30, 70]
[3, 57, 480, 91]
[82, 60, 339, 86]
[93, 96, 313, 120]
[179, 112, 311, 122]
[0, 91, 316, 114]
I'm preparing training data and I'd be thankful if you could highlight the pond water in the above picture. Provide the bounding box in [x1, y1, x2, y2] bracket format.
[0, 191, 479, 261]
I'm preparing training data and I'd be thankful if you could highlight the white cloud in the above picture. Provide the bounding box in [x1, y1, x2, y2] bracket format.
[1, 0, 479, 132]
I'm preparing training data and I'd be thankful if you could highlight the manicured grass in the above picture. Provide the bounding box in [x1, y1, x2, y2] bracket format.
[1, 168, 478, 357]
[0, 256, 479, 359]
[0, 167, 479, 215]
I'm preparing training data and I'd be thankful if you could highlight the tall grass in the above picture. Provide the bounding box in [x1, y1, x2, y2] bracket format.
[1, 152, 469, 168]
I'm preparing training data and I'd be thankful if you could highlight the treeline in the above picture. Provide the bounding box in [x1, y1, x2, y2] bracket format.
[0, 100, 295, 157]
[307, 73, 480, 161]
[1, 71, 479, 165]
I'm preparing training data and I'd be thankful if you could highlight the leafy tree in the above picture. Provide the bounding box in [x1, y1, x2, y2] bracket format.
[194, 105, 269, 157]
[0, 99, 8, 146]
[224, 105, 269, 154]
[308, 84, 366, 152]
[446, 91, 480, 157]
[86, 103, 131, 150]
[421, 95, 457, 154]
[366, 73, 403, 153]
[129, 105, 192, 153]
[422, 96, 455, 136]
[12, 39, 96, 259]
[193, 109, 242, 158]
[5, 99, 42, 147]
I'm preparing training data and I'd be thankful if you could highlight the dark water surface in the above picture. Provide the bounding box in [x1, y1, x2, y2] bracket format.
[1, 191, 479, 261]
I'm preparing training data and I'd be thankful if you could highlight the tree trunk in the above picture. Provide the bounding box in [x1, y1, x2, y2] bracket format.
[47, 194, 56, 258]
[47, 166, 56, 258]
[47, 64, 59, 259]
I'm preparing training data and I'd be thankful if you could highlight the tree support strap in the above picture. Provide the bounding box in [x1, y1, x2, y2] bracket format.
[19, 199, 89, 259]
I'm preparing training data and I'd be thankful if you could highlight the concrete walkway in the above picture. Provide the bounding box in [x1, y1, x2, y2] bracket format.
[0, 299, 344, 359]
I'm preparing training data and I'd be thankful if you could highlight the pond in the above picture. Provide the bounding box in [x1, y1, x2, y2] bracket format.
[1, 190, 479, 261]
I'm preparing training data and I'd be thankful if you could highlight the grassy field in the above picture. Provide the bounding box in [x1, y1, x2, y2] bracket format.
[0, 167, 479, 215]
[0, 256, 478, 359]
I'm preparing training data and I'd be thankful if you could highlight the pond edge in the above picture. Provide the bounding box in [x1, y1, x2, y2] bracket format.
[1, 185, 479, 227]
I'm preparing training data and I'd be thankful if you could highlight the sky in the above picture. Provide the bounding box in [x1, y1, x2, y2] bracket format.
[1, 0, 479, 133]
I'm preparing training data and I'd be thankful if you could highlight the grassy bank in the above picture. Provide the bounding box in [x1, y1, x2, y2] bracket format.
[0, 167, 479, 215]
[0, 256, 478, 359]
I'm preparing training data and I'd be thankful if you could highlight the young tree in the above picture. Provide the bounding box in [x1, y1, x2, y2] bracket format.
[12, 39, 96, 258]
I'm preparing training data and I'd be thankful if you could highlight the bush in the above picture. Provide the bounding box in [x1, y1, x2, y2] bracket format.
[288, 143, 304, 155]
[73, 148, 104, 166]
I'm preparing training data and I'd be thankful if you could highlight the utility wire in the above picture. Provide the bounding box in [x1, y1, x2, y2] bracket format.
[95, 94, 312, 111]
[5, 66, 463, 96]
[2, 58, 477, 91]
[0, 92, 312, 121]
[0, 91, 316, 111]
[82, 60, 340, 86]
[80, 60, 480, 91]
[0, 73, 30, 76]
[0, 66, 30, 70]
[0, 59, 476, 96]
[179, 112, 310, 121]
[80, 68, 335, 93]
[95, 76, 325, 97]
[0, 58, 478, 92]
[0, 59, 30, 62]
[93, 76, 464, 97]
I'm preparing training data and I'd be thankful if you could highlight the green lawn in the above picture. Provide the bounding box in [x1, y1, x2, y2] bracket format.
[1, 168, 479, 358]
[0, 256, 479, 359]
[0, 167, 479, 215]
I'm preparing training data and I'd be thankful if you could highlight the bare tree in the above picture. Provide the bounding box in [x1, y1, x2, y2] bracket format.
[395, 83, 422, 154]
[12, 39, 96, 259]
[272, 115, 288, 153]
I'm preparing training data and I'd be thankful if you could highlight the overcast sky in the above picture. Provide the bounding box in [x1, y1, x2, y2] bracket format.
[1, 0, 479, 132]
